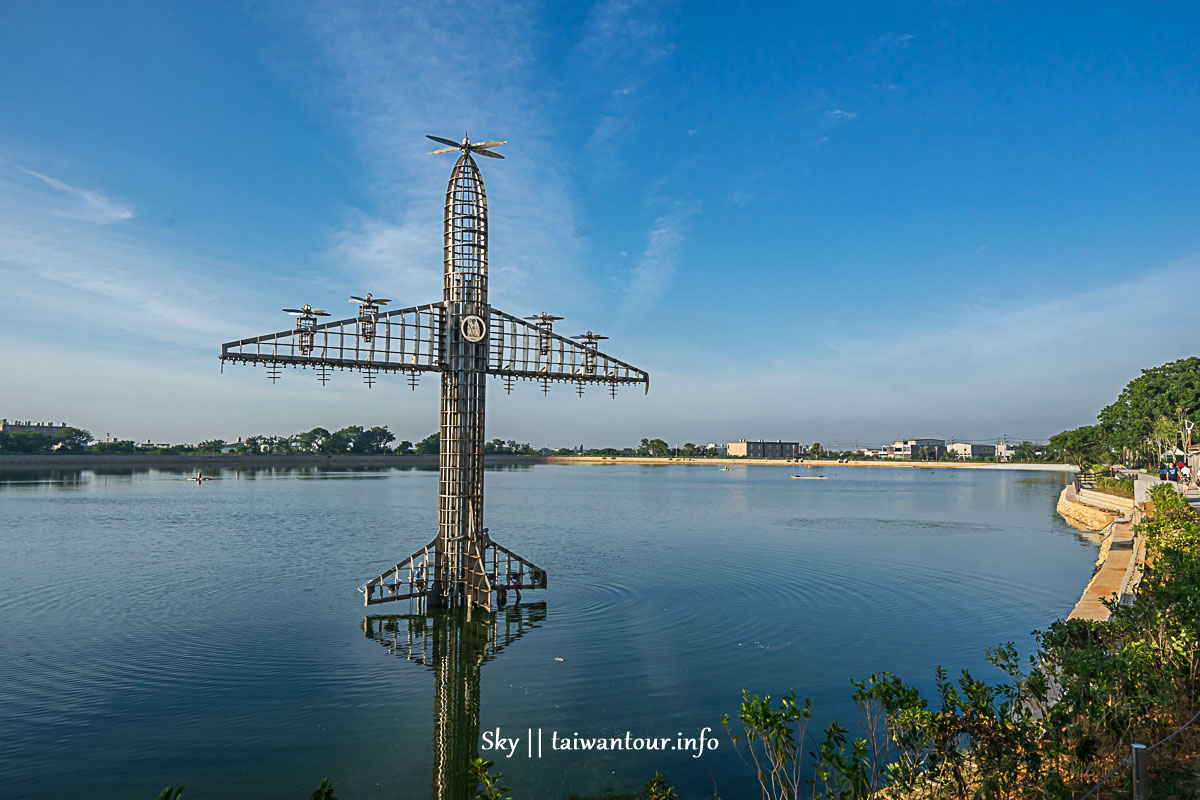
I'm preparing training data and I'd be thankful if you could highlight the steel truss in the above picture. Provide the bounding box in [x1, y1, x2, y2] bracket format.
[220, 136, 649, 614]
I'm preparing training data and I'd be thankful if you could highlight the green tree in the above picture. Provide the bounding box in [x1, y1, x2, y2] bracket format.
[637, 437, 669, 457]
[415, 432, 440, 455]
[354, 426, 395, 453]
[1048, 424, 1109, 469]
[1012, 440, 1042, 462]
[0, 431, 54, 454]
[197, 439, 226, 453]
[93, 439, 136, 453]
[1098, 356, 1200, 463]
[296, 427, 331, 454]
[52, 427, 93, 453]
[395, 440, 414, 455]
[810, 442, 825, 459]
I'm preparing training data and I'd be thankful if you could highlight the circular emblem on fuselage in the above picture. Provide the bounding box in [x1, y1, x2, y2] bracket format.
[461, 315, 487, 343]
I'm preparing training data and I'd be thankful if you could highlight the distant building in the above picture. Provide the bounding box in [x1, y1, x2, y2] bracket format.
[0, 419, 69, 436]
[948, 442, 996, 460]
[889, 438, 946, 459]
[707, 443, 728, 455]
[727, 439, 802, 459]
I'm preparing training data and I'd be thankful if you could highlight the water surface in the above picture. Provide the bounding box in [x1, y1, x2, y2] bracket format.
[0, 464, 1093, 798]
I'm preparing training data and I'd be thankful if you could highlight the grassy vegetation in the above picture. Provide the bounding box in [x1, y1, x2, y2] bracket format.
[720, 481, 1199, 799]
[1093, 475, 1135, 498]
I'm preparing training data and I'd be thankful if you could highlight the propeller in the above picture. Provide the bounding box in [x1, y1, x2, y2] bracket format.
[349, 294, 391, 305]
[426, 132, 507, 159]
[525, 312, 564, 323]
[572, 331, 609, 345]
[283, 305, 330, 317]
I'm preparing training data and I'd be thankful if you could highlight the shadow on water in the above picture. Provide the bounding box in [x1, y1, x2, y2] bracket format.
[363, 603, 547, 800]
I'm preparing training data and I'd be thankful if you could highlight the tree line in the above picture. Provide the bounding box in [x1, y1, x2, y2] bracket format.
[0, 426, 539, 457]
[1050, 356, 1200, 469]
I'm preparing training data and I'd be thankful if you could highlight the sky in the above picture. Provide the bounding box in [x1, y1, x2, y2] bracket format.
[2, 1, 1199, 449]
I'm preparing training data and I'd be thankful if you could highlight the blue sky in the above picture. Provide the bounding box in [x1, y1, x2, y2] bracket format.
[2, 1, 1199, 448]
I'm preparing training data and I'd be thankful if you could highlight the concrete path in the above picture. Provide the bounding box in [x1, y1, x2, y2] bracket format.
[1068, 517, 1138, 622]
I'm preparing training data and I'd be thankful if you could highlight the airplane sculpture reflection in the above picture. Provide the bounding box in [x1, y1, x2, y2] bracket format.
[220, 134, 650, 613]
[363, 603, 547, 800]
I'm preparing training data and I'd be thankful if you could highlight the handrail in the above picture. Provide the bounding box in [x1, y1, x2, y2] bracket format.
[1073, 706, 1200, 799]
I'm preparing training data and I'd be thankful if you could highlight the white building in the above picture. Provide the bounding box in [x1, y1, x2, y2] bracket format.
[948, 442, 996, 460]
[889, 439, 946, 459]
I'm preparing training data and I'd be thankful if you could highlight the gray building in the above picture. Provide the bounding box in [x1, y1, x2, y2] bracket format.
[727, 439, 803, 459]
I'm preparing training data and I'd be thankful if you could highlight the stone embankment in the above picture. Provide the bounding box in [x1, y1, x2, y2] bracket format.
[1056, 482, 1143, 623]
[1056, 484, 1121, 529]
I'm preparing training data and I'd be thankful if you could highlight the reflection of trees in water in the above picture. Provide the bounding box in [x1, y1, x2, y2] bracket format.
[0, 469, 88, 487]
[363, 604, 546, 800]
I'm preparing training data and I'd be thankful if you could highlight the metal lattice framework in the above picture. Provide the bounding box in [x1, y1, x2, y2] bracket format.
[219, 134, 649, 613]
[364, 604, 545, 800]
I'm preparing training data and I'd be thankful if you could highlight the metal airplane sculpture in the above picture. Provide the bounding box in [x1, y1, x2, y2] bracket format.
[220, 133, 650, 613]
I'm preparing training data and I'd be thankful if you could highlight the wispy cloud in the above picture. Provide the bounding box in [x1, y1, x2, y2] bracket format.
[575, 0, 676, 164]
[11, 164, 135, 224]
[631, 252, 1200, 443]
[822, 109, 857, 126]
[276, 1, 593, 316]
[621, 202, 698, 315]
[0, 162, 281, 349]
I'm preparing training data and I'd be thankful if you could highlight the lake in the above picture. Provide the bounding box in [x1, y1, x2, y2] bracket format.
[0, 463, 1094, 799]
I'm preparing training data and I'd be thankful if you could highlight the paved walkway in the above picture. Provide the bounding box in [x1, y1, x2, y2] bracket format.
[1068, 514, 1139, 623]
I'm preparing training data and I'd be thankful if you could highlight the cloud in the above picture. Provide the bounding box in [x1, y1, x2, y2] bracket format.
[0, 163, 286, 350]
[633, 252, 1200, 443]
[574, 0, 677, 162]
[275, 1, 593, 314]
[822, 109, 857, 127]
[10, 164, 135, 224]
[576, 0, 675, 66]
[621, 203, 698, 315]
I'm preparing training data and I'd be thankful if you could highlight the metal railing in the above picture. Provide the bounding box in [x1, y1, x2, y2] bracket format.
[1074, 708, 1200, 799]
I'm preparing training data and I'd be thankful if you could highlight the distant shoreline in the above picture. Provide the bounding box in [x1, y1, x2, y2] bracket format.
[542, 457, 1078, 471]
[0, 454, 1078, 472]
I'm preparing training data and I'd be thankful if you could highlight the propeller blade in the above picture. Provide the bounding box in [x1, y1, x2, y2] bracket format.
[312, 310, 330, 316]
[427, 147, 460, 155]
[426, 135, 460, 148]
[471, 148, 504, 159]
[283, 308, 304, 314]
[471, 140, 507, 149]
[374, 298, 391, 304]
[349, 296, 366, 303]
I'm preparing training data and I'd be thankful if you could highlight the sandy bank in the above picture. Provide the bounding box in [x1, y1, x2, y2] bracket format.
[543, 456, 1078, 471]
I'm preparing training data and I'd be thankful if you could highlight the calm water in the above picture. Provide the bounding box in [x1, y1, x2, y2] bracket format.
[0, 463, 1094, 799]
